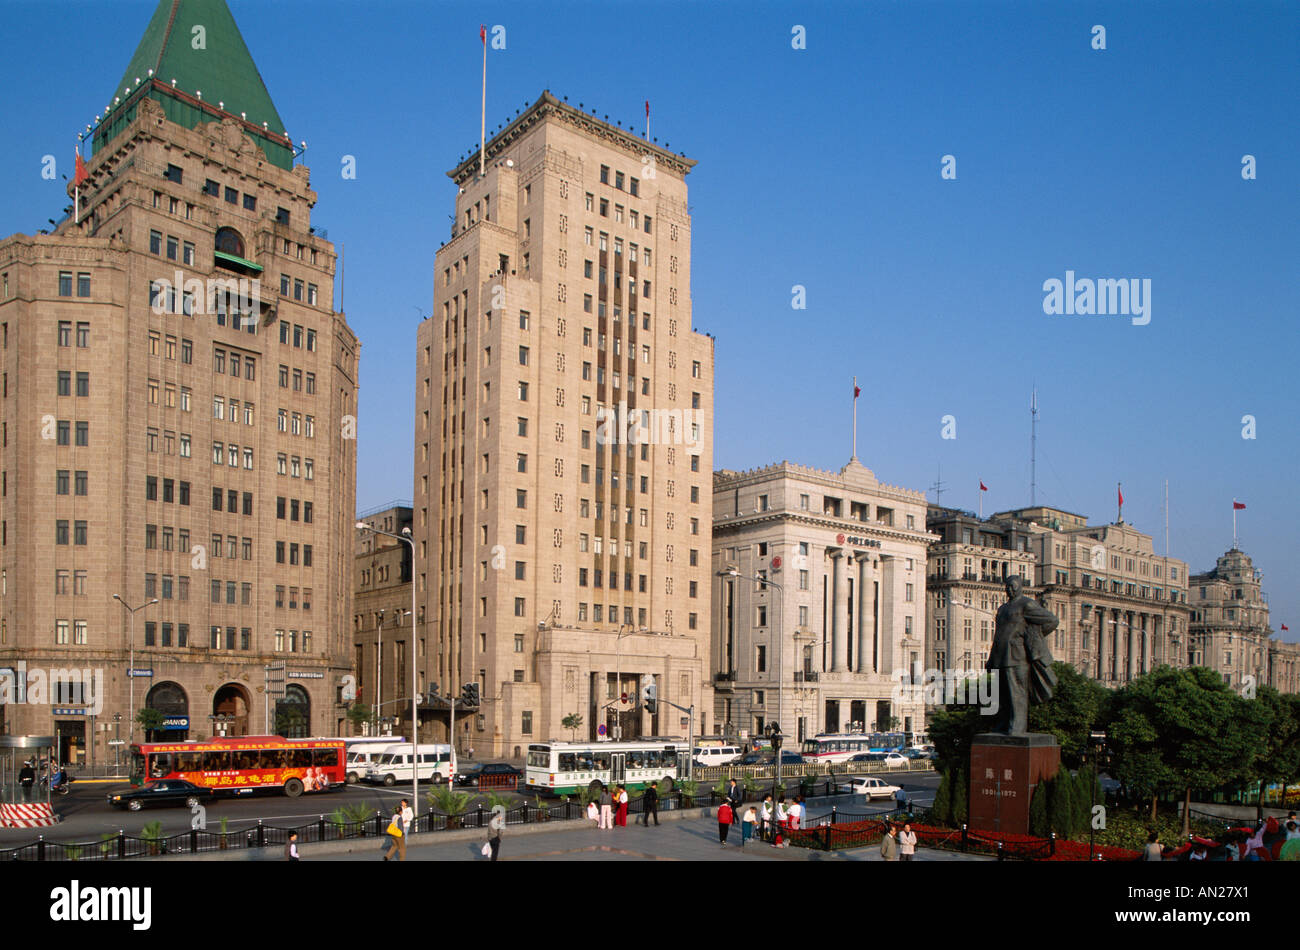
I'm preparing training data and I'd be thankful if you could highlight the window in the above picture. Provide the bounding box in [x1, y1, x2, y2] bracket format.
[58, 272, 72, 296]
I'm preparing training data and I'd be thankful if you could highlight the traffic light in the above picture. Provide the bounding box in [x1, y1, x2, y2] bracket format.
[641, 678, 657, 715]
[425, 683, 440, 706]
[461, 682, 480, 708]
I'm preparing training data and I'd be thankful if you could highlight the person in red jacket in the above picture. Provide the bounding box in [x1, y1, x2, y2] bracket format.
[718, 801, 734, 847]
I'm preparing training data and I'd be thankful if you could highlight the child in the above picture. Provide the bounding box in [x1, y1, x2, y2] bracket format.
[741, 806, 758, 847]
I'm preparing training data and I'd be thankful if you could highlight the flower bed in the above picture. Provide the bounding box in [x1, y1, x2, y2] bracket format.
[789, 818, 1141, 861]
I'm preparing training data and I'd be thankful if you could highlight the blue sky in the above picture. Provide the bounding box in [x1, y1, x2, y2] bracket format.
[3, 0, 1297, 640]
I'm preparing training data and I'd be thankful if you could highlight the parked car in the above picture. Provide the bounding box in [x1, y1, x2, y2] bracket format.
[693, 745, 743, 767]
[454, 762, 522, 788]
[738, 751, 768, 766]
[844, 776, 902, 800]
[850, 751, 908, 769]
[108, 779, 213, 812]
[903, 747, 935, 760]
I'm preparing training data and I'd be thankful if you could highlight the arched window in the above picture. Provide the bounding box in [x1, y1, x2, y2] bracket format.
[275, 684, 311, 738]
[215, 227, 245, 258]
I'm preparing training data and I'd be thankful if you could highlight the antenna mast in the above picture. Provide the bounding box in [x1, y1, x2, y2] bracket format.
[929, 462, 945, 507]
[1030, 387, 1038, 507]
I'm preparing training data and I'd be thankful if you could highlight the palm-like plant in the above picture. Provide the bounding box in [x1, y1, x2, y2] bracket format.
[427, 786, 472, 828]
[141, 820, 166, 855]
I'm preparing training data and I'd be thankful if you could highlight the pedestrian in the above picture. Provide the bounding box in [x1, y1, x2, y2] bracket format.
[880, 822, 899, 861]
[400, 798, 415, 837]
[599, 784, 613, 830]
[725, 778, 743, 816]
[1286, 821, 1300, 841]
[1143, 831, 1164, 861]
[718, 800, 734, 847]
[760, 794, 773, 842]
[616, 785, 629, 827]
[383, 806, 405, 861]
[741, 806, 758, 847]
[773, 794, 789, 847]
[642, 781, 660, 826]
[899, 822, 917, 862]
[18, 760, 35, 802]
[285, 831, 301, 861]
[487, 807, 505, 861]
[788, 796, 804, 831]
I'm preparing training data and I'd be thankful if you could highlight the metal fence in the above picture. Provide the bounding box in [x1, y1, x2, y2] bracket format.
[0, 781, 860, 862]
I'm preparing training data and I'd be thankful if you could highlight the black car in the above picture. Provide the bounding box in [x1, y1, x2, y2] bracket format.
[454, 762, 522, 788]
[739, 751, 803, 766]
[108, 779, 214, 812]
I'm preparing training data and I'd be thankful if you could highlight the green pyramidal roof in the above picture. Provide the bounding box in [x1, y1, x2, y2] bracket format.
[93, 0, 293, 169]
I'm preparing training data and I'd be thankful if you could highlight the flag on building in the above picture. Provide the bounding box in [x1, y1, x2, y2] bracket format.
[1233, 501, 1247, 510]
[74, 152, 89, 186]
[480, 24, 486, 43]
[979, 481, 988, 491]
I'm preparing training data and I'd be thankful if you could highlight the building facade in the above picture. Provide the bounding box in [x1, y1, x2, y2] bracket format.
[0, 0, 358, 762]
[352, 504, 414, 735]
[990, 508, 1190, 686]
[413, 92, 714, 756]
[924, 506, 1039, 674]
[712, 459, 934, 745]
[1189, 548, 1300, 695]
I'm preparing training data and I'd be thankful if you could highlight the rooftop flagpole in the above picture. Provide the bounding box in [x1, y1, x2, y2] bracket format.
[479, 25, 487, 178]
[851, 377, 860, 461]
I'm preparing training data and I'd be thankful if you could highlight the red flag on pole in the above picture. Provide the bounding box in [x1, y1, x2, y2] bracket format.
[1118, 485, 1124, 508]
[1232, 501, 1246, 510]
[980, 481, 988, 492]
[480, 24, 486, 43]
[853, 383, 861, 399]
[74, 152, 89, 186]
[645, 100, 650, 117]
[1282, 624, 1289, 631]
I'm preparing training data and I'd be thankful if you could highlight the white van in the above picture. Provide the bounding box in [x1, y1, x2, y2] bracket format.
[344, 737, 406, 785]
[362, 744, 456, 786]
[693, 745, 742, 767]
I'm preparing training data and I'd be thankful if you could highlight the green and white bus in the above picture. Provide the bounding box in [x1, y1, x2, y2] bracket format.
[525, 739, 691, 796]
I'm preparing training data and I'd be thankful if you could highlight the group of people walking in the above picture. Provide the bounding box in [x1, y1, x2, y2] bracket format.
[716, 778, 805, 848]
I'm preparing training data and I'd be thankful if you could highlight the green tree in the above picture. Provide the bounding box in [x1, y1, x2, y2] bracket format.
[345, 703, 372, 731]
[1048, 769, 1075, 837]
[1028, 779, 1050, 837]
[952, 769, 969, 825]
[1072, 765, 1095, 834]
[1246, 688, 1300, 822]
[1108, 666, 1268, 836]
[135, 708, 164, 742]
[1028, 662, 1109, 768]
[932, 768, 953, 825]
[561, 713, 584, 741]
[927, 703, 984, 775]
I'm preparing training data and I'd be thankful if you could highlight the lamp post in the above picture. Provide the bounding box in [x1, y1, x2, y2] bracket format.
[767, 721, 783, 839]
[113, 594, 158, 746]
[374, 609, 385, 736]
[357, 522, 421, 810]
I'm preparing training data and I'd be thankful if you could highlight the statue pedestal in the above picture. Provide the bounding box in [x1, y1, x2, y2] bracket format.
[968, 733, 1060, 835]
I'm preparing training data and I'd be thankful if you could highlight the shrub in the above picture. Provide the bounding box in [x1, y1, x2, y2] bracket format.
[1029, 780, 1050, 837]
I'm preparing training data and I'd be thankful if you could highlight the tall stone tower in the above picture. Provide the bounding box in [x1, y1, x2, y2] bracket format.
[413, 92, 714, 756]
[0, 0, 358, 760]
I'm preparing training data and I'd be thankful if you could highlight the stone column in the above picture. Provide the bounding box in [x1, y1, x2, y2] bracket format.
[832, 551, 850, 672]
[855, 554, 871, 673]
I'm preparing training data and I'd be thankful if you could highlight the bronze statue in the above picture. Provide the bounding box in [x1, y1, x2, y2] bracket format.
[985, 575, 1058, 735]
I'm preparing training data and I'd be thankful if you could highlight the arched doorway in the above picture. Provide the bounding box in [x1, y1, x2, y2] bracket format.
[145, 682, 190, 741]
[212, 684, 251, 737]
[274, 684, 311, 738]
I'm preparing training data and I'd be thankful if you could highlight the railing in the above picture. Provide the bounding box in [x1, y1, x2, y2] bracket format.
[0, 781, 861, 862]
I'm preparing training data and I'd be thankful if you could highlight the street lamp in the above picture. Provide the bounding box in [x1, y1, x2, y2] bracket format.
[357, 521, 421, 811]
[113, 594, 158, 746]
[767, 721, 783, 840]
[374, 609, 385, 736]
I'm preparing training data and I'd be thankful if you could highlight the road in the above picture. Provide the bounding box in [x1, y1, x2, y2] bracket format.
[0, 768, 938, 845]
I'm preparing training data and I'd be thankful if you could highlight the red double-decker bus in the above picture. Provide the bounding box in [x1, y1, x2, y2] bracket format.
[130, 736, 345, 798]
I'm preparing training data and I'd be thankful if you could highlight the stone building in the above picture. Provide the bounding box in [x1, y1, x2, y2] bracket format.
[0, 0, 358, 762]
[712, 459, 934, 745]
[990, 507, 1190, 686]
[924, 506, 1039, 674]
[352, 504, 414, 735]
[1189, 548, 1299, 695]
[412, 92, 714, 756]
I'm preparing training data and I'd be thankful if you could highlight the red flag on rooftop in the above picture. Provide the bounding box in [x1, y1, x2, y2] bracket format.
[74, 152, 89, 187]
[980, 481, 988, 492]
[1233, 501, 1247, 510]
[853, 383, 861, 399]
[1282, 624, 1289, 631]
[480, 24, 486, 44]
